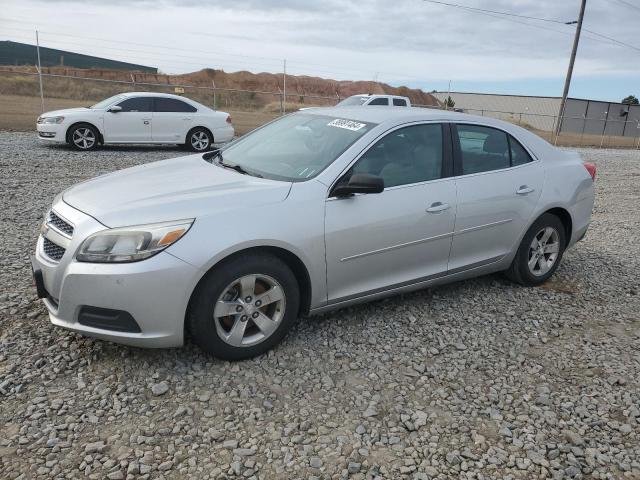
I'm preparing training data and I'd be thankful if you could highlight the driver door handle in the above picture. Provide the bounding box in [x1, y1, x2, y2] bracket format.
[516, 185, 535, 195]
[426, 202, 450, 213]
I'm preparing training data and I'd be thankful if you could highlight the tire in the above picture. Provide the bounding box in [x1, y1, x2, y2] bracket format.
[68, 123, 99, 151]
[186, 127, 213, 152]
[188, 253, 300, 360]
[506, 213, 566, 286]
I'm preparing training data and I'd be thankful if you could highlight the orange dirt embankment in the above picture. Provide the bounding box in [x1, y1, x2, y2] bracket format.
[0, 65, 441, 107]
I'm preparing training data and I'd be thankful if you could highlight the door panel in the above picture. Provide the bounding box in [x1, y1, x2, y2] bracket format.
[325, 180, 457, 302]
[324, 122, 455, 303]
[103, 97, 152, 142]
[152, 97, 196, 142]
[448, 124, 544, 271]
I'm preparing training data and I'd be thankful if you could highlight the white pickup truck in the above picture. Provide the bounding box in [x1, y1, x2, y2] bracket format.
[337, 94, 411, 107]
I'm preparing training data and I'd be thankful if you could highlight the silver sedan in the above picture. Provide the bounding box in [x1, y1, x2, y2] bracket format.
[32, 107, 595, 359]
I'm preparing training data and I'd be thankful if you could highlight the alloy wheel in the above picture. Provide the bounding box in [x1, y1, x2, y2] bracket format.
[191, 131, 210, 151]
[527, 226, 560, 276]
[72, 128, 96, 150]
[213, 274, 286, 347]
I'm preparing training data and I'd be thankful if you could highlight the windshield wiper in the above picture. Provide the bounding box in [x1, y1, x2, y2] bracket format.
[203, 149, 262, 178]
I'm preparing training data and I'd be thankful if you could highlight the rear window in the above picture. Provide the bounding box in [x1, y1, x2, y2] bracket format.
[154, 98, 197, 113]
[393, 98, 407, 106]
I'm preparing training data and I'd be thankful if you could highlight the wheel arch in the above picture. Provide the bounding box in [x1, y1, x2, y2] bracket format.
[186, 245, 313, 325]
[542, 207, 573, 245]
[66, 121, 104, 145]
[185, 125, 214, 145]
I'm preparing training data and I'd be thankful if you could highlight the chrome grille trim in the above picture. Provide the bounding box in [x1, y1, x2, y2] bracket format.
[43, 237, 66, 262]
[47, 211, 74, 238]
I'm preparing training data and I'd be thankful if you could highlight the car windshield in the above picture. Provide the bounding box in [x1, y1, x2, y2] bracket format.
[218, 113, 376, 181]
[337, 96, 368, 106]
[90, 94, 126, 109]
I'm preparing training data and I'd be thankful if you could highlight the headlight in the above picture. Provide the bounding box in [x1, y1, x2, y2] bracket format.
[38, 116, 65, 124]
[76, 219, 193, 263]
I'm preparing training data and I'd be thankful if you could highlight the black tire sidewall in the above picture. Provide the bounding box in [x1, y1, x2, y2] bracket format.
[68, 124, 99, 151]
[188, 254, 300, 360]
[187, 128, 213, 152]
[515, 213, 566, 285]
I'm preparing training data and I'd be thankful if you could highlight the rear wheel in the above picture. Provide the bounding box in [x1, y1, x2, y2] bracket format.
[188, 254, 300, 360]
[68, 124, 99, 151]
[506, 213, 566, 286]
[186, 127, 213, 152]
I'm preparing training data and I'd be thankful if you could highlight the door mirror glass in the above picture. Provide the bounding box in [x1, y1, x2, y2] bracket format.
[108, 105, 122, 113]
[332, 173, 384, 197]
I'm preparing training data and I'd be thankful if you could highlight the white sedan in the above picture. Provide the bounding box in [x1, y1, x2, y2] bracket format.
[36, 92, 234, 151]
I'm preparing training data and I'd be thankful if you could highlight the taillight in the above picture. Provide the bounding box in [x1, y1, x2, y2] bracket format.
[583, 162, 596, 181]
[226, 115, 232, 124]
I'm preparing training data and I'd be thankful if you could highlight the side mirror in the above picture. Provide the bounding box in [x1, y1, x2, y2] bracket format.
[331, 173, 384, 197]
[108, 105, 122, 113]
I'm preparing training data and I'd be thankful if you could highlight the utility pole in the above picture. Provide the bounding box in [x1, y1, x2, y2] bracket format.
[555, 0, 587, 138]
[36, 30, 44, 113]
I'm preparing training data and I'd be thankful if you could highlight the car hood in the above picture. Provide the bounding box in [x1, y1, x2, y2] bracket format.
[63, 154, 292, 227]
[41, 107, 91, 117]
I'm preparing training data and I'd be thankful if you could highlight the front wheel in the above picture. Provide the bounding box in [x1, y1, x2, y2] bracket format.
[186, 127, 213, 152]
[505, 213, 566, 286]
[68, 124, 99, 151]
[188, 254, 300, 360]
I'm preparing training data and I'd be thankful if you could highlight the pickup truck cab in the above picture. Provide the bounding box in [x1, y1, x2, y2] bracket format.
[337, 94, 411, 107]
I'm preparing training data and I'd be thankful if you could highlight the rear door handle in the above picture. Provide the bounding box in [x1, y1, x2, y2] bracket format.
[183, 117, 193, 121]
[516, 185, 534, 195]
[426, 202, 450, 213]
[143, 119, 150, 125]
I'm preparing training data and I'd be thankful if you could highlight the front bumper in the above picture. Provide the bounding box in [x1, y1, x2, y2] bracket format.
[36, 123, 66, 143]
[33, 199, 200, 348]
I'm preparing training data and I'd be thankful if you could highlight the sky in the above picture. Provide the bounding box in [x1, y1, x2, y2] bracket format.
[1, 0, 639, 102]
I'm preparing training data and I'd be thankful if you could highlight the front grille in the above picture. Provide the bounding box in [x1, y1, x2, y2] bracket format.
[43, 238, 66, 261]
[48, 211, 74, 236]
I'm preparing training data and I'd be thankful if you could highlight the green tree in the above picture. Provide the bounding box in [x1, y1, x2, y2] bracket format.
[622, 95, 639, 105]
[444, 96, 455, 109]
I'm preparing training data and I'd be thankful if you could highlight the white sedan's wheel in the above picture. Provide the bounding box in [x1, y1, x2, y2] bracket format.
[69, 124, 99, 151]
[188, 128, 212, 152]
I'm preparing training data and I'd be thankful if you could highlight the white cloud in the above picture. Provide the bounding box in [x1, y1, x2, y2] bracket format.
[2, 0, 639, 87]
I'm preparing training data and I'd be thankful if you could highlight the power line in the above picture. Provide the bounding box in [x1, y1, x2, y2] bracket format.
[583, 27, 640, 52]
[0, 19, 435, 84]
[421, 0, 567, 24]
[421, 0, 640, 54]
[610, 0, 640, 12]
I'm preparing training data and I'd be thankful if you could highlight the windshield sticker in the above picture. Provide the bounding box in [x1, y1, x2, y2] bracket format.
[327, 119, 367, 131]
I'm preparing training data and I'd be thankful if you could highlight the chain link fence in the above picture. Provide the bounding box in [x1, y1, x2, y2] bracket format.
[1, 69, 639, 148]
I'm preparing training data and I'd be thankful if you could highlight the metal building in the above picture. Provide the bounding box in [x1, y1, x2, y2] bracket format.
[0, 41, 157, 73]
[432, 91, 640, 137]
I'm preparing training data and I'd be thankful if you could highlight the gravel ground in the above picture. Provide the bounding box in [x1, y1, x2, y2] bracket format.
[1, 132, 639, 480]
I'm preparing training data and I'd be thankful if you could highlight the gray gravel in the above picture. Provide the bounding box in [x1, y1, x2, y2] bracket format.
[1, 131, 639, 479]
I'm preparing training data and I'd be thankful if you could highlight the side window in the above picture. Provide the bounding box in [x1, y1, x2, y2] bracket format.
[117, 97, 152, 112]
[456, 124, 510, 175]
[368, 98, 389, 106]
[393, 98, 407, 106]
[154, 98, 197, 113]
[509, 135, 534, 166]
[348, 124, 443, 188]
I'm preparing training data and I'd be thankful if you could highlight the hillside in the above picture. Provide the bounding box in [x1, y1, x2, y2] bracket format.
[0, 65, 441, 108]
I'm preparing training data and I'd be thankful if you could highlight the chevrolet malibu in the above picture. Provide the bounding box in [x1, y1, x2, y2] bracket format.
[32, 107, 595, 360]
[36, 92, 234, 151]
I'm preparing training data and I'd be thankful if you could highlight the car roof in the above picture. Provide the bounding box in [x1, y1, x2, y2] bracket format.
[350, 94, 406, 99]
[120, 91, 195, 101]
[302, 106, 555, 155]
[304, 106, 487, 124]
